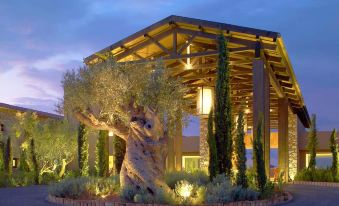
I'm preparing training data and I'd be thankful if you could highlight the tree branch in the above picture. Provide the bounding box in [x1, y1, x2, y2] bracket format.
[74, 110, 129, 140]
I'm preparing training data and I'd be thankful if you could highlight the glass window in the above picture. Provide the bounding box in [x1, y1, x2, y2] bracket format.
[306, 153, 334, 168]
[182, 156, 200, 172]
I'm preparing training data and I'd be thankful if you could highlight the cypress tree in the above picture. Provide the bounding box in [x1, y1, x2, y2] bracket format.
[214, 33, 232, 175]
[253, 116, 266, 193]
[113, 135, 126, 174]
[30, 138, 39, 184]
[0, 140, 4, 171]
[19, 149, 30, 172]
[78, 123, 89, 176]
[307, 114, 318, 170]
[329, 129, 338, 178]
[96, 130, 109, 177]
[235, 111, 248, 188]
[4, 136, 13, 177]
[207, 110, 218, 180]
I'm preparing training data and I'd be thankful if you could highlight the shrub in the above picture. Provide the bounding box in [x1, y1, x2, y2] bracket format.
[120, 186, 179, 205]
[295, 168, 337, 182]
[207, 110, 218, 180]
[78, 123, 89, 176]
[164, 171, 209, 189]
[113, 135, 126, 174]
[95, 130, 109, 177]
[4, 136, 13, 176]
[49, 176, 119, 199]
[205, 174, 259, 203]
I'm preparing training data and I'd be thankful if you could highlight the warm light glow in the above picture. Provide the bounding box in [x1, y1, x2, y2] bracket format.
[244, 108, 250, 114]
[108, 131, 114, 137]
[185, 43, 192, 70]
[197, 86, 213, 115]
[175, 180, 193, 198]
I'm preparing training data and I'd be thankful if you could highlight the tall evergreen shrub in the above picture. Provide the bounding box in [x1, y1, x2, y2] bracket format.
[4, 136, 13, 176]
[0, 140, 4, 171]
[96, 130, 109, 177]
[330, 129, 338, 178]
[253, 116, 266, 193]
[207, 110, 218, 180]
[235, 111, 248, 188]
[78, 123, 89, 176]
[113, 135, 126, 174]
[19, 149, 30, 172]
[30, 138, 39, 184]
[214, 33, 232, 175]
[307, 114, 318, 170]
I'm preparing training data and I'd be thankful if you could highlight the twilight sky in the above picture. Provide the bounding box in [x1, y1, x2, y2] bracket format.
[0, 0, 338, 135]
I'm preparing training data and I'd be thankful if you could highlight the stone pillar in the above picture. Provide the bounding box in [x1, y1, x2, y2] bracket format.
[288, 108, 298, 180]
[278, 98, 289, 181]
[174, 120, 182, 171]
[199, 117, 209, 172]
[253, 58, 270, 177]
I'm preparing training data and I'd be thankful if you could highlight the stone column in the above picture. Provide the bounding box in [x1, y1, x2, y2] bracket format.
[278, 98, 289, 181]
[288, 108, 298, 180]
[199, 117, 209, 172]
[253, 58, 270, 177]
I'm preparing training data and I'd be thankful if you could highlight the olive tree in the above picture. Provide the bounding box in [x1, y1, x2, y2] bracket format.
[63, 58, 188, 194]
[14, 112, 77, 178]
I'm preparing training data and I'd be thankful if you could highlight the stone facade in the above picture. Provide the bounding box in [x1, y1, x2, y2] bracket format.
[288, 108, 298, 180]
[199, 117, 209, 172]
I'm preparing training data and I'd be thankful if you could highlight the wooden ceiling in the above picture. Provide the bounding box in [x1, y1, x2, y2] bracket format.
[84, 15, 310, 129]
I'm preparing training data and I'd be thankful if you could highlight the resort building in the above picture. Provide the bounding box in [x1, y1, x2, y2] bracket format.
[85, 15, 312, 181]
[0, 102, 63, 168]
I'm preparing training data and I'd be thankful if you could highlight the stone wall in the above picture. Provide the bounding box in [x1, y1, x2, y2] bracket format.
[288, 108, 298, 180]
[199, 117, 209, 172]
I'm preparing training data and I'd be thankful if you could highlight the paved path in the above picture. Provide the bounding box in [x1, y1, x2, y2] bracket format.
[1, 184, 339, 206]
[0, 185, 57, 206]
[284, 184, 339, 206]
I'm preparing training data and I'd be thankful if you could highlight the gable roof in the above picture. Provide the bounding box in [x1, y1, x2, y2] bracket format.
[84, 15, 310, 128]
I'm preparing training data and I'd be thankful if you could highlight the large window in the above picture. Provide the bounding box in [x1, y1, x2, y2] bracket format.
[306, 153, 335, 168]
[182, 156, 200, 172]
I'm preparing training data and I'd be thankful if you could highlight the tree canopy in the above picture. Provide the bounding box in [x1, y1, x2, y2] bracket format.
[63, 58, 189, 137]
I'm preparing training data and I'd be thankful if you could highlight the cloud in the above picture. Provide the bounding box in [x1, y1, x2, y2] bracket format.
[0, 0, 338, 130]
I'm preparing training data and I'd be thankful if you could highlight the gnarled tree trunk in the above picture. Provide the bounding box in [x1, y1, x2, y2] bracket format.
[75, 106, 170, 194]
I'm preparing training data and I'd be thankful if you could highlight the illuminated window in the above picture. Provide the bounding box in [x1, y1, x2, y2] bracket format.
[306, 153, 335, 168]
[12, 158, 18, 168]
[182, 156, 200, 172]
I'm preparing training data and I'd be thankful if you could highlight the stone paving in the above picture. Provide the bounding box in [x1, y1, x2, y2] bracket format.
[1, 184, 339, 206]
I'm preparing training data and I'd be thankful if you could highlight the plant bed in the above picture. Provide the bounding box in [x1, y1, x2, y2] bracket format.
[48, 173, 293, 206]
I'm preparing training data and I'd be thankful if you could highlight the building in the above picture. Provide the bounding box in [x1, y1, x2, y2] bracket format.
[0, 102, 63, 168]
[85, 15, 312, 180]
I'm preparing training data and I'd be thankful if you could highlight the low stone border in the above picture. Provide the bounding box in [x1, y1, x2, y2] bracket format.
[48, 192, 292, 206]
[291, 181, 339, 188]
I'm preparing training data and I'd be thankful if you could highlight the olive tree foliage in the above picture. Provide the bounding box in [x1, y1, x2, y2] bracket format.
[63, 58, 189, 193]
[13, 112, 77, 178]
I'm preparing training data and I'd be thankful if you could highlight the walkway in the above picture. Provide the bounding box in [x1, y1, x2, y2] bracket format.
[284, 184, 339, 206]
[1, 184, 339, 206]
[0, 185, 57, 206]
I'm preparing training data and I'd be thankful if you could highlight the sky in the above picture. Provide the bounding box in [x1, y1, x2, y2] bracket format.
[0, 0, 338, 135]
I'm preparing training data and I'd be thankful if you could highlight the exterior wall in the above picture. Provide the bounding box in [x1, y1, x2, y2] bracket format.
[288, 108, 298, 180]
[199, 117, 209, 172]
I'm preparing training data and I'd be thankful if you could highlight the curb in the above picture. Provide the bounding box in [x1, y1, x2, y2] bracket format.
[291, 181, 339, 188]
